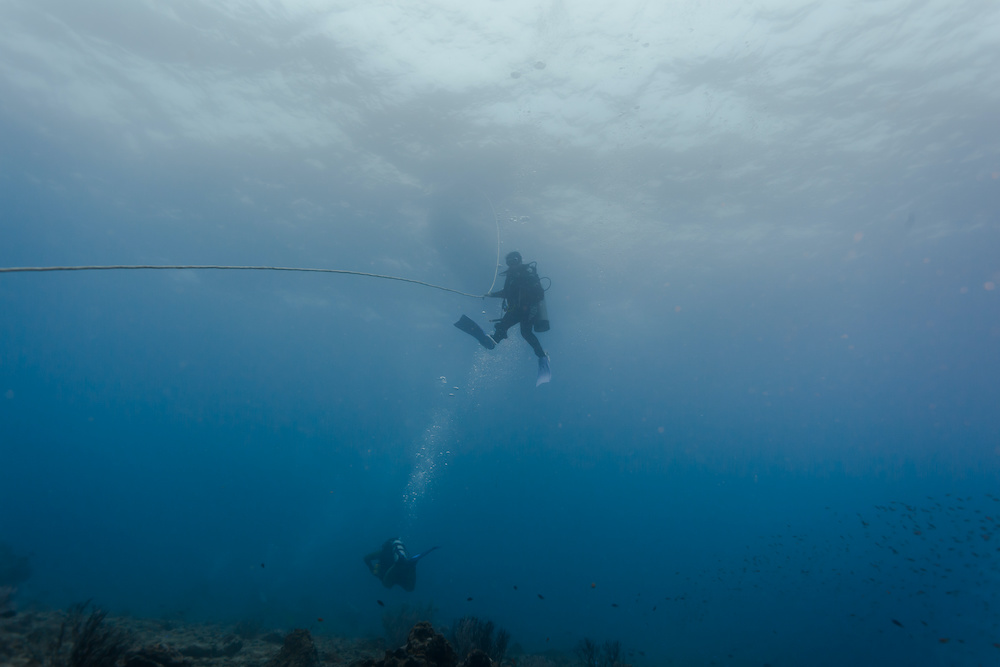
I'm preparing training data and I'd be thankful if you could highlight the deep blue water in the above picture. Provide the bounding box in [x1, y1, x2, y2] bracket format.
[3, 203, 999, 665]
[2, 2, 1000, 666]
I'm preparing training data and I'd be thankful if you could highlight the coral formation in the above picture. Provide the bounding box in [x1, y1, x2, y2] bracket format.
[1, 609, 392, 667]
[460, 649, 493, 667]
[61, 603, 133, 667]
[574, 638, 627, 667]
[449, 616, 509, 665]
[0, 608, 587, 667]
[354, 621, 458, 667]
[264, 629, 320, 667]
[381, 602, 437, 648]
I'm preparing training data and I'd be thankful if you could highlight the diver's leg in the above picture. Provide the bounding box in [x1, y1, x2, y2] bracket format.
[520, 320, 546, 358]
[399, 563, 417, 592]
[492, 311, 517, 343]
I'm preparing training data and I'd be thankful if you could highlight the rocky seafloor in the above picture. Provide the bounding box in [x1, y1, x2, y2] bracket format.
[0, 608, 577, 667]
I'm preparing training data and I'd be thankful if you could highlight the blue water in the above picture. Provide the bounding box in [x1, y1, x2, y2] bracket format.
[2, 2, 1000, 665]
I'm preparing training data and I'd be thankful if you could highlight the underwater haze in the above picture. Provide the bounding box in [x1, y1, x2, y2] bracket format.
[2, 1, 999, 665]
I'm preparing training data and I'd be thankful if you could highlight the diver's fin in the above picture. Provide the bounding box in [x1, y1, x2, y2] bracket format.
[454, 315, 496, 350]
[409, 546, 439, 562]
[536, 355, 552, 386]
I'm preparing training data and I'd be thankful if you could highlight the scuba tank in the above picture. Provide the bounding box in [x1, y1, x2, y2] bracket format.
[528, 262, 549, 333]
[533, 297, 550, 332]
[498, 260, 551, 332]
[526, 261, 550, 332]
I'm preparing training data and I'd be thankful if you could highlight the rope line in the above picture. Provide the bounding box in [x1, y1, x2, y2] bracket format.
[1, 190, 505, 299]
[0, 264, 484, 298]
[475, 186, 502, 296]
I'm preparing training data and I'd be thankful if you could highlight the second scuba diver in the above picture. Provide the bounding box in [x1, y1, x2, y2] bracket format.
[363, 538, 438, 592]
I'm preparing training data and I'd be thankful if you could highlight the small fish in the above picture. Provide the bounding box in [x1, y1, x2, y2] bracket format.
[261, 563, 265, 568]
[590, 582, 596, 589]
[317, 618, 323, 622]
[377, 600, 385, 607]
[938, 638, 949, 644]
[891, 619, 903, 628]
[513, 585, 518, 590]
[467, 597, 473, 601]
[537, 594, 544, 600]
[611, 603, 619, 608]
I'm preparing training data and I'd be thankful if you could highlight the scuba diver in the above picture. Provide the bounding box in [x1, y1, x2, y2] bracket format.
[454, 250, 552, 385]
[363, 538, 438, 592]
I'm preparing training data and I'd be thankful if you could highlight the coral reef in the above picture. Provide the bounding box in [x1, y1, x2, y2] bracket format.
[459, 649, 492, 667]
[0, 607, 585, 667]
[356, 621, 518, 667]
[64, 603, 133, 667]
[512, 657, 571, 667]
[1, 611, 385, 667]
[358, 621, 454, 667]
[353, 621, 461, 667]
[449, 616, 509, 665]
[264, 629, 320, 667]
[381, 602, 437, 649]
[573, 638, 628, 667]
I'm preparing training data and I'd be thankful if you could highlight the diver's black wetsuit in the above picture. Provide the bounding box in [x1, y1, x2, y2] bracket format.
[487, 263, 546, 358]
[364, 538, 417, 591]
